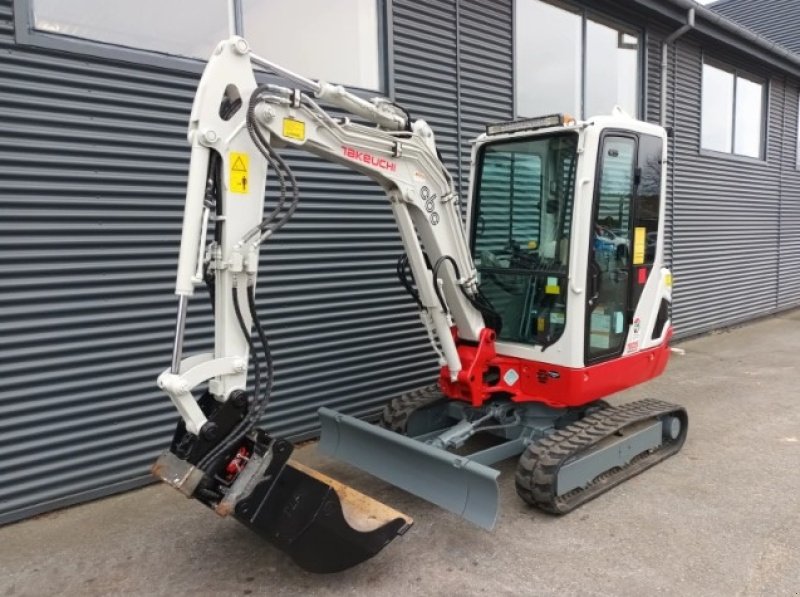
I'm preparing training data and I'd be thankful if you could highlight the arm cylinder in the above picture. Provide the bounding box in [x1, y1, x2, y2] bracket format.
[316, 83, 406, 131]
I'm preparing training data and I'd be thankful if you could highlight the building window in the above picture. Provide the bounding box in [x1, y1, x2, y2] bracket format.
[585, 18, 639, 119]
[514, 0, 640, 119]
[31, 0, 228, 62]
[27, 0, 383, 90]
[243, 0, 381, 90]
[701, 61, 765, 159]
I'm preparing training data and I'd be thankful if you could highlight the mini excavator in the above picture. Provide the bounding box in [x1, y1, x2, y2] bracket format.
[153, 36, 688, 573]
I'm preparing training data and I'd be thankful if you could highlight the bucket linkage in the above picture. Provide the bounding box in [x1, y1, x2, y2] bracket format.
[152, 392, 411, 574]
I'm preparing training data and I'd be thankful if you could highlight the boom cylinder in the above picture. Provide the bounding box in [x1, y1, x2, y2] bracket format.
[170, 295, 189, 374]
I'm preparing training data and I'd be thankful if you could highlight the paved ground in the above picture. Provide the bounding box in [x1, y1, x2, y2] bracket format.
[2, 311, 799, 596]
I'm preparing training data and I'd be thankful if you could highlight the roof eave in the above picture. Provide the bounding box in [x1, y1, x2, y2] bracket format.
[633, 0, 800, 78]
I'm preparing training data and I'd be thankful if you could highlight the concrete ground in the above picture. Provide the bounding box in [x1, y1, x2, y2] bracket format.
[2, 311, 799, 597]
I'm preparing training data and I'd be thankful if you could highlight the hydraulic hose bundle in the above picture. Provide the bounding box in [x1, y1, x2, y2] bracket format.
[195, 89, 301, 472]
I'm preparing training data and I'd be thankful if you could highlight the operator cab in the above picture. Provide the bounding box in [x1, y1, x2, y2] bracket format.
[468, 111, 670, 370]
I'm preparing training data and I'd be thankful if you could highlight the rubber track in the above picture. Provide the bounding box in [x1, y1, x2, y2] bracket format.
[515, 398, 688, 514]
[379, 384, 443, 433]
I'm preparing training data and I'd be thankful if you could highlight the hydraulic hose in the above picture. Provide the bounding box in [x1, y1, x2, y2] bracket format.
[245, 85, 301, 242]
[197, 282, 275, 474]
[431, 255, 461, 315]
[203, 151, 222, 312]
[247, 87, 290, 228]
[396, 254, 423, 309]
[197, 284, 263, 471]
[431, 254, 502, 332]
[247, 283, 274, 418]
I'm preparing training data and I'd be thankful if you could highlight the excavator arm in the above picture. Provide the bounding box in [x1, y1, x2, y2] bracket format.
[161, 36, 488, 437]
[153, 36, 491, 573]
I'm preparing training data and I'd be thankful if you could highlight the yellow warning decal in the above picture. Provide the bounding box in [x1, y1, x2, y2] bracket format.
[545, 276, 560, 295]
[229, 152, 249, 194]
[633, 226, 646, 265]
[283, 118, 305, 140]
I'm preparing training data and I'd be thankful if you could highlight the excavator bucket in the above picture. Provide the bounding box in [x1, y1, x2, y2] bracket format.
[233, 459, 412, 573]
[318, 407, 501, 530]
[154, 435, 411, 574]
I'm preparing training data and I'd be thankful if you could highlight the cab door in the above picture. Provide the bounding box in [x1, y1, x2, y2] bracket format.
[585, 134, 637, 364]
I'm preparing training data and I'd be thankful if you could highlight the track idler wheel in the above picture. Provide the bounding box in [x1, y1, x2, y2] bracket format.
[232, 437, 412, 573]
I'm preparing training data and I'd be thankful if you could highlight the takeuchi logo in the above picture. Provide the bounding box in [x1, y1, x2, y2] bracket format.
[341, 146, 397, 172]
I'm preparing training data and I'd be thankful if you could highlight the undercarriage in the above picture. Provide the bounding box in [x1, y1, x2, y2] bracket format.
[320, 386, 687, 527]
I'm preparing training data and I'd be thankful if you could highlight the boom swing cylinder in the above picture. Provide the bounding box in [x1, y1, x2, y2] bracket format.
[154, 36, 687, 573]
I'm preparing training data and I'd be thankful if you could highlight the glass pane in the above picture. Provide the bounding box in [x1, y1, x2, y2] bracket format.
[33, 0, 227, 60]
[635, 135, 663, 265]
[472, 133, 579, 347]
[734, 76, 763, 158]
[475, 154, 542, 257]
[701, 63, 734, 152]
[588, 137, 635, 361]
[244, 0, 380, 90]
[515, 0, 581, 117]
[585, 19, 639, 118]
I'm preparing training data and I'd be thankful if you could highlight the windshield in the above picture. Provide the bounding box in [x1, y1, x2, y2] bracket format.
[471, 132, 579, 347]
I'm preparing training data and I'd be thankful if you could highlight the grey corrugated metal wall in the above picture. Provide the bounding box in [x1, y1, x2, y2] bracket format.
[458, 0, 514, 195]
[668, 34, 800, 336]
[459, 0, 514, 242]
[579, 2, 800, 336]
[0, 0, 441, 524]
[779, 81, 800, 308]
[0, 0, 513, 524]
[0, 0, 202, 522]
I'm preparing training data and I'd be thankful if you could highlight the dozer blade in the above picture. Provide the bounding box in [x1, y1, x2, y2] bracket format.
[231, 438, 412, 573]
[318, 407, 501, 530]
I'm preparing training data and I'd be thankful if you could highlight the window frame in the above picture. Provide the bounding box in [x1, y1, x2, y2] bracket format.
[796, 93, 800, 170]
[699, 55, 768, 162]
[12, 0, 392, 94]
[469, 130, 581, 349]
[470, 131, 580, 264]
[584, 129, 638, 365]
[512, 0, 645, 120]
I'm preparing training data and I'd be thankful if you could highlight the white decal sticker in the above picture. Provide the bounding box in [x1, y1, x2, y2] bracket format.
[503, 368, 520, 386]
